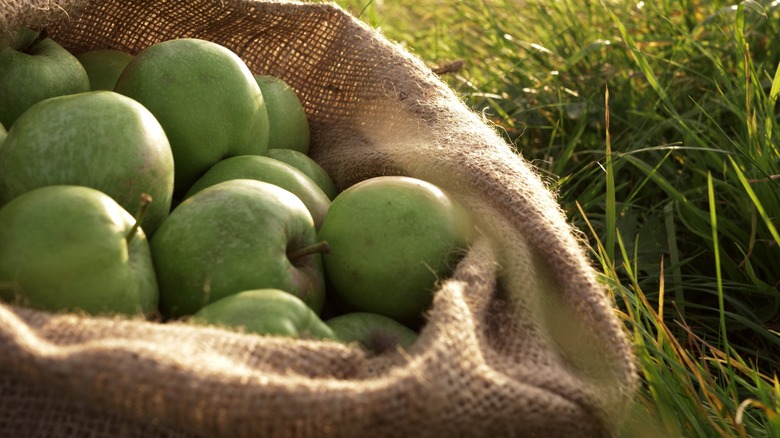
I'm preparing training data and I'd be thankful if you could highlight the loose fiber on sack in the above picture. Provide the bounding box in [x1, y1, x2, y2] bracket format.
[0, 1, 638, 437]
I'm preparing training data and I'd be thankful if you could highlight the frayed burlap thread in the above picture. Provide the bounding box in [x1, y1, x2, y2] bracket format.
[1, 1, 637, 437]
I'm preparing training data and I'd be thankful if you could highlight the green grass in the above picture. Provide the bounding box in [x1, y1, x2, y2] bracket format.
[329, 0, 780, 436]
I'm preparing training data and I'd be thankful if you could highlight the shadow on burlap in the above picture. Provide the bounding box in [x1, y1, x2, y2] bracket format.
[0, 1, 638, 436]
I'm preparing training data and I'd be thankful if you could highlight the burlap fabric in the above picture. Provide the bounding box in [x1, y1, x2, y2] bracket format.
[0, 1, 637, 436]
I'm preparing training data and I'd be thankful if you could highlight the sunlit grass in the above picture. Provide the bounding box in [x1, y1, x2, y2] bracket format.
[330, 0, 780, 435]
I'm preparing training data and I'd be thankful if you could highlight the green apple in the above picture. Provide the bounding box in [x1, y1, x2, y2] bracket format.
[0, 90, 175, 236]
[317, 176, 472, 323]
[0, 185, 159, 316]
[264, 148, 339, 200]
[0, 28, 90, 128]
[189, 289, 338, 340]
[254, 75, 310, 154]
[184, 155, 330, 230]
[151, 179, 327, 318]
[75, 48, 133, 91]
[114, 38, 270, 197]
[326, 312, 418, 355]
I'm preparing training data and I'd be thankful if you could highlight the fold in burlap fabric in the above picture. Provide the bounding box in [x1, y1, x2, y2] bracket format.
[0, 1, 637, 436]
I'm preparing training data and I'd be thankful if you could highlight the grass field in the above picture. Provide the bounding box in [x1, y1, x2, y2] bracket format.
[330, 0, 780, 436]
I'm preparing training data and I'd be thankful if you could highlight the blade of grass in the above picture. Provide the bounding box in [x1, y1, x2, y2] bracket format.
[605, 85, 616, 263]
[728, 155, 780, 247]
[707, 171, 734, 397]
[664, 201, 685, 321]
[766, 60, 780, 151]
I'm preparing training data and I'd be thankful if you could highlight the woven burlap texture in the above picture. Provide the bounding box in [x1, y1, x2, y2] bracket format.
[0, 1, 637, 436]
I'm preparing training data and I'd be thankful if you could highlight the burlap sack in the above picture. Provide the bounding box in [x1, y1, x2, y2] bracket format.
[0, 1, 637, 436]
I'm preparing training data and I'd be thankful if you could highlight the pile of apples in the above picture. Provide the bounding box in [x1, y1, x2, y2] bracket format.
[0, 29, 472, 355]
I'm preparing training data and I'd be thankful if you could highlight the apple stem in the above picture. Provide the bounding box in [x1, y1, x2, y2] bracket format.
[287, 241, 330, 263]
[21, 28, 49, 54]
[125, 193, 152, 244]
